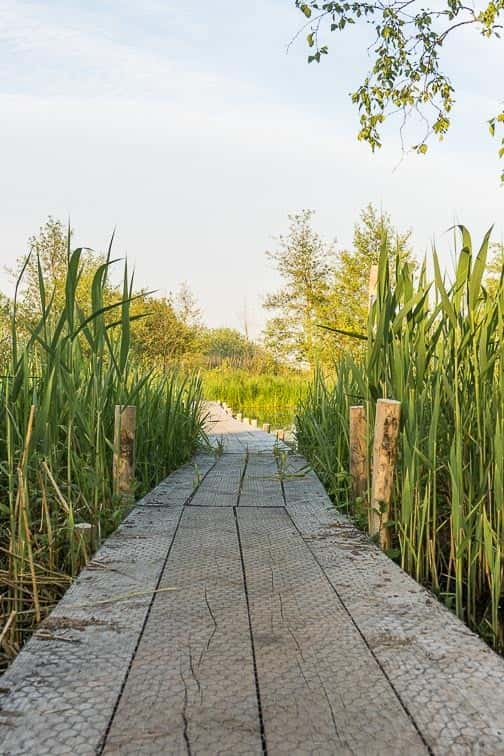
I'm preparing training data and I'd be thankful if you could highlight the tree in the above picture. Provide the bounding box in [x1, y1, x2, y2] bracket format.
[293, 0, 504, 177]
[0, 293, 10, 371]
[14, 217, 110, 318]
[485, 242, 504, 298]
[173, 282, 202, 329]
[263, 210, 335, 365]
[323, 204, 414, 355]
[6, 217, 202, 370]
[199, 327, 254, 366]
[129, 293, 194, 369]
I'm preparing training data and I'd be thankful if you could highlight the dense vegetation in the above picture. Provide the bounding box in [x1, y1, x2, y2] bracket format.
[296, 227, 504, 648]
[0, 241, 205, 669]
[202, 368, 306, 428]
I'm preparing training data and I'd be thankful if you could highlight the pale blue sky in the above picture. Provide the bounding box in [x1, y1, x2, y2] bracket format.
[1, 0, 503, 334]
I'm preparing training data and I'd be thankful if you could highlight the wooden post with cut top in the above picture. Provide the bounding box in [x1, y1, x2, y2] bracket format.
[369, 399, 401, 550]
[113, 405, 136, 500]
[349, 406, 367, 502]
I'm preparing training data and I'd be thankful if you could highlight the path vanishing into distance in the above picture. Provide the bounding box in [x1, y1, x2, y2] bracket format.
[3, 404, 504, 754]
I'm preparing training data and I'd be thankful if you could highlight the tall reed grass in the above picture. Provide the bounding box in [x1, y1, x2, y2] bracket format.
[296, 228, 504, 648]
[202, 367, 307, 427]
[0, 244, 205, 668]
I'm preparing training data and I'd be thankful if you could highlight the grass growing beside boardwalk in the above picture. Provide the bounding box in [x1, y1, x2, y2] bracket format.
[202, 367, 307, 428]
[0, 246, 205, 669]
[296, 228, 504, 650]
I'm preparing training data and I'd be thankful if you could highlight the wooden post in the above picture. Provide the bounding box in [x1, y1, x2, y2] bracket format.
[368, 264, 378, 310]
[277, 430, 285, 441]
[113, 405, 136, 499]
[349, 406, 367, 501]
[251, 419, 258, 428]
[262, 423, 271, 433]
[369, 399, 401, 550]
[236, 412, 243, 422]
[243, 417, 249, 425]
[74, 522, 93, 566]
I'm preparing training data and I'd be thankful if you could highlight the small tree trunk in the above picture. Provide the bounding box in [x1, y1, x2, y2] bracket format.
[369, 399, 401, 550]
[368, 264, 378, 309]
[113, 405, 136, 500]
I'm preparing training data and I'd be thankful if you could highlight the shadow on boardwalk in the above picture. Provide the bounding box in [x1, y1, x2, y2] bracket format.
[2, 403, 504, 754]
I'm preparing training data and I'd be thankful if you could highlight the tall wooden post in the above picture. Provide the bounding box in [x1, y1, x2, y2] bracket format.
[369, 399, 401, 550]
[349, 406, 367, 501]
[113, 405, 136, 500]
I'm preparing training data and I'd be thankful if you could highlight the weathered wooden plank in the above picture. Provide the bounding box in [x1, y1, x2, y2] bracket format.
[189, 454, 245, 507]
[103, 507, 262, 755]
[283, 471, 504, 755]
[0, 505, 185, 756]
[206, 402, 288, 453]
[239, 454, 283, 507]
[237, 507, 427, 755]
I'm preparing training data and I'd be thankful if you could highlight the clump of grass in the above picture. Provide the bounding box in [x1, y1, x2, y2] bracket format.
[0, 243, 205, 668]
[202, 367, 307, 428]
[297, 227, 504, 649]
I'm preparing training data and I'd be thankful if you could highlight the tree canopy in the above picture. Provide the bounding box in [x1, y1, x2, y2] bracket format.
[324, 203, 414, 352]
[293, 0, 504, 177]
[263, 205, 413, 365]
[263, 210, 334, 366]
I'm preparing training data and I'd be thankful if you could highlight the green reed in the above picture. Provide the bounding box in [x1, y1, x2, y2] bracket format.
[202, 367, 307, 428]
[296, 227, 504, 648]
[0, 244, 205, 667]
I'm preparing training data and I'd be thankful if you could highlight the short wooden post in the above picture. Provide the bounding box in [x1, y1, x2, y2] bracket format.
[369, 399, 401, 550]
[262, 423, 271, 433]
[277, 429, 285, 441]
[243, 417, 249, 425]
[236, 412, 243, 422]
[349, 406, 367, 501]
[251, 418, 258, 428]
[368, 264, 378, 310]
[113, 405, 136, 499]
[74, 522, 93, 565]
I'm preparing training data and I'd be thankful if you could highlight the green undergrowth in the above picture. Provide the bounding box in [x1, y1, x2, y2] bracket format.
[296, 227, 504, 651]
[202, 367, 307, 428]
[0, 243, 206, 669]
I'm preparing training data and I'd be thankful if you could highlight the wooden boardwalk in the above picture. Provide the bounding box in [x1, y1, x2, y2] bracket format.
[3, 404, 504, 754]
